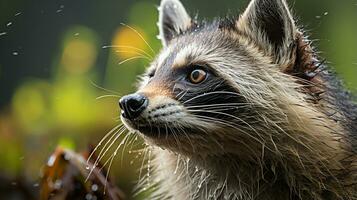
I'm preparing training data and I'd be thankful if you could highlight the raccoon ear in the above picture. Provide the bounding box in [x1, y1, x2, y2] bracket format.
[158, 0, 193, 46]
[237, 0, 296, 60]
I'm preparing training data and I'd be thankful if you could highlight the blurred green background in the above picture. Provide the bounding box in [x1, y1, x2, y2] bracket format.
[0, 0, 356, 199]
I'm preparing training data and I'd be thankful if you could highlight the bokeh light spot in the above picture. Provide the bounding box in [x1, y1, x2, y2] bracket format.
[60, 26, 98, 75]
[12, 80, 50, 131]
[112, 26, 148, 59]
[61, 40, 97, 74]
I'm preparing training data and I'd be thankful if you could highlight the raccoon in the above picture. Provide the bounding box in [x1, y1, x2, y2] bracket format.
[119, 0, 357, 199]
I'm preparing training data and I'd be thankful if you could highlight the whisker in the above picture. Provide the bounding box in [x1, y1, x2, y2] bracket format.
[186, 102, 252, 109]
[95, 127, 127, 166]
[118, 56, 150, 65]
[183, 91, 241, 105]
[138, 145, 149, 181]
[101, 131, 130, 196]
[89, 79, 121, 95]
[189, 109, 262, 140]
[120, 22, 156, 55]
[177, 124, 195, 153]
[170, 127, 183, 152]
[99, 131, 131, 171]
[86, 124, 122, 165]
[128, 135, 141, 153]
[121, 133, 135, 166]
[178, 89, 189, 101]
[96, 94, 121, 100]
[102, 45, 153, 59]
[104, 152, 115, 195]
[194, 115, 266, 156]
[115, 50, 151, 59]
[192, 114, 265, 148]
[86, 126, 126, 181]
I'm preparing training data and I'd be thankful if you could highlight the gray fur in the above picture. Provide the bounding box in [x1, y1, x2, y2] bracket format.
[122, 0, 357, 199]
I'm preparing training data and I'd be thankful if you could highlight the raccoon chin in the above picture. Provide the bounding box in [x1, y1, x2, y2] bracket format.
[122, 116, 198, 139]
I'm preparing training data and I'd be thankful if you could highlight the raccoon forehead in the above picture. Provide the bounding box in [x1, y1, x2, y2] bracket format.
[155, 41, 220, 70]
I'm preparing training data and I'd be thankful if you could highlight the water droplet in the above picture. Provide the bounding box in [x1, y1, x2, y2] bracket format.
[91, 184, 98, 192]
[54, 180, 62, 189]
[11, 182, 17, 186]
[85, 193, 93, 200]
[64, 153, 71, 161]
[130, 160, 134, 165]
[15, 12, 22, 16]
[0, 32, 7, 36]
[315, 15, 321, 19]
[128, 150, 132, 154]
[6, 22, 12, 27]
[74, 33, 79, 36]
[324, 12, 329, 16]
[198, 183, 202, 189]
[47, 155, 56, 166]
[195, 166, 199, 172]
[33, 183, 39, 187]
[86, 166, 90, 170]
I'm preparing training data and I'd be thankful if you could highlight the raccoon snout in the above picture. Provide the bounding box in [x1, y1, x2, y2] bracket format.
[119, 93, 148, 119]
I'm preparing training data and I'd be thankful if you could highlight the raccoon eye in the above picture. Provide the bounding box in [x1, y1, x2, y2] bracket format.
[189, 69, 207, 84]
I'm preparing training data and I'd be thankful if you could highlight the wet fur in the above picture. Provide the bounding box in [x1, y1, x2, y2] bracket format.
[122, 0, 357, 199]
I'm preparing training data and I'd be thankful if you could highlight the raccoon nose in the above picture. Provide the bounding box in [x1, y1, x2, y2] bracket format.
[119, 94, 148, 119]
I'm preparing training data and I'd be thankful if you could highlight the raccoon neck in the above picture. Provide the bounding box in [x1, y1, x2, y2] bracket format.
[152, 149, 293, 200]
[152, 150, 354, 200]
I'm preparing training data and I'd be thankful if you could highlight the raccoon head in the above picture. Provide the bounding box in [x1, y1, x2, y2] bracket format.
[120, 0, 309, 157]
